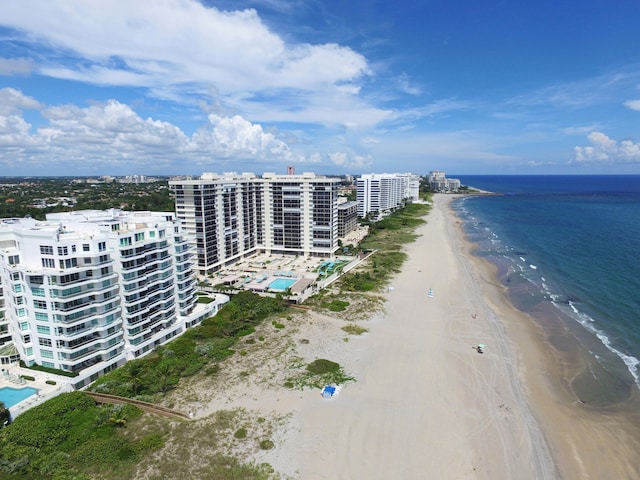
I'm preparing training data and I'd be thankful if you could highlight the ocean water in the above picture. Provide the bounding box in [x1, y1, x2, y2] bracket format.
[451, 175, 640, 406]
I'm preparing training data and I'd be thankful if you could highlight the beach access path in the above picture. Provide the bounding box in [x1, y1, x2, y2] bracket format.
[262, 194, 558, 479]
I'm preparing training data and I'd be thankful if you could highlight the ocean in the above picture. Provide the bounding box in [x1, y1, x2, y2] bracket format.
[450, 175, 640, 407]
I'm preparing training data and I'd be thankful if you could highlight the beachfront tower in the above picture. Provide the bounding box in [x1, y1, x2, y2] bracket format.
[170, 172, 340, 276]
[0, 210, 227, 389]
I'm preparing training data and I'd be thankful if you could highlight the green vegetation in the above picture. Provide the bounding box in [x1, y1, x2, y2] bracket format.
[322, 299, 350, 311]
[90, 291, 287, 399]
[341, 324, 368, 335]
[0, 391, 153, 479]
[259, 439, 275, 450]
[0, 178, 175, 220]
[0, 402, 9, 428]
[284, 358, 355, 390]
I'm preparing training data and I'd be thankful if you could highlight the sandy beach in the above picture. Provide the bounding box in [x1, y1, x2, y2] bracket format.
[264, 194, 558, 479]
[166, 193, 640, 479]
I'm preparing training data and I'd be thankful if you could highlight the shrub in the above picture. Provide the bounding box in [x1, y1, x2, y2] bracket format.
[306, 359, 340, 375]
[259, 439, 274, 450]
[234, 428, 247, 439]
[341, 324, 368, 335]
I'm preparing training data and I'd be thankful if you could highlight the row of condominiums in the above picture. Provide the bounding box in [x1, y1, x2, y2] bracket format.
[0, 171, 419, 389]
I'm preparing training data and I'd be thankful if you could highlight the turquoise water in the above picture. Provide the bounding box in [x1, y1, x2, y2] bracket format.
[452, 175, 640, 406]
[268, 278, 296, 290]
[0, 386, 38, 408]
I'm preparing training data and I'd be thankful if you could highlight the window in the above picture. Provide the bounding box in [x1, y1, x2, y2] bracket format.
[71, 245, 76, 253]
[59, 258, 77, 269]
[26, 347, 33, 356]
[135, 232, 145, 242]
[84, 257, 92, 264]
[15, 296, 24, 305]
[111, 223, 120, 231]
[30, 275, 44, 285]
[39, 337, 52, 346]
[20, 322, 29, 331]
[40, 349, 54, 359]
[42, 258, 55, 268]
[33, 300, 47, 309]
[42, 361, 55, 369]
[83, 244, 90, 252]
[35, 312, 48, 322]
[23, 334, 31, 343]
[98, 241, 106, 252]
[57, 246, 68, 256]
[12, 284, 23, 293]
[32, 287, 45, 297]
[11, 272, 20, 281]
[101, 267, 110, 275]
[16, 308, 26, 317]
[120, 237, 132, 246]
[8, 255, 19, 265]
[40, 245, 54, 255]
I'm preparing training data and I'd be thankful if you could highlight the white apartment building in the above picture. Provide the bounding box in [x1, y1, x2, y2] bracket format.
[170, 172, 340, 276]
[428, 170, 461, 192]
[0, 210, 227, 389]
[356, 173, 421, 218]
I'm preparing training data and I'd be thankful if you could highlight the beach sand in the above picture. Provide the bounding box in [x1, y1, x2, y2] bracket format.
[167, 194, 640, 479]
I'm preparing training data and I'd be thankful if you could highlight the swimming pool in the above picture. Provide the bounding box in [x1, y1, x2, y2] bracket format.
[0, 386, 38, 408]
[267, 278, 296, 291]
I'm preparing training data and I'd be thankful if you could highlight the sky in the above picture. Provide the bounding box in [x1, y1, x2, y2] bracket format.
[1, 0, 640, 177]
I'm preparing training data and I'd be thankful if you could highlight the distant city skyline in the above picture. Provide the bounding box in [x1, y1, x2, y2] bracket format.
[1, 0, 640, 176]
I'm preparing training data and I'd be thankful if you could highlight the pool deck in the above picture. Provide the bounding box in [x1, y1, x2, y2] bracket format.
[1, 364, 73, 418]
[202, 251, 376, 303]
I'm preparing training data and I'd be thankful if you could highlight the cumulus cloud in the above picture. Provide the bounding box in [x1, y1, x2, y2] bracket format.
[328, 151, 372, 169]
[0, 0, 380, 129]
[0, 88, 370, 173]
[0, 88, 41, 115]
[572, 132, 640, 164]
[191, 114, 293, 160]
[624, 99, 640, 111]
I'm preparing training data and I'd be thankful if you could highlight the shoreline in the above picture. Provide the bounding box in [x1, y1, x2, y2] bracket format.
[448, 194, 640, 479]
[163, 193, 640, 479]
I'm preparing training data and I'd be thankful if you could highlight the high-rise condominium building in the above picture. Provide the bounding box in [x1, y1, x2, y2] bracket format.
[169, 172, 340, 276]
[356, 173, 421, 218]
[0, 209, 226, 388]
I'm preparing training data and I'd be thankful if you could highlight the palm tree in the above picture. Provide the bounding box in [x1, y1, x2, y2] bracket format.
[156, 363, 174, 394]
[123, 362, 144, 396]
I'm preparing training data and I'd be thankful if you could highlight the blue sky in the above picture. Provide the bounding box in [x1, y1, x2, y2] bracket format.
[1, 0, 639, 177]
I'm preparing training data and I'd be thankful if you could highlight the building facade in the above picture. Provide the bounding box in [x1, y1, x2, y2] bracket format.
[337, 200, 358, 238]
[356, 173, 421, 218]
[170, 172, 340, 276]
[428, 171, 461, 192]
[0, 210, 227, 389]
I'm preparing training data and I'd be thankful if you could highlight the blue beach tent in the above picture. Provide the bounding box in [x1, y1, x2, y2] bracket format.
[321, 385, 337, 398]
